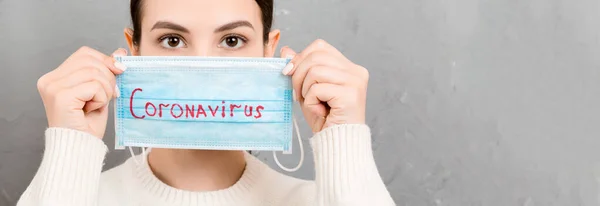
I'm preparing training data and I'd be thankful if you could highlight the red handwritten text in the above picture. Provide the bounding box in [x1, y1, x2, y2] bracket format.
[130, 88, 264, 120]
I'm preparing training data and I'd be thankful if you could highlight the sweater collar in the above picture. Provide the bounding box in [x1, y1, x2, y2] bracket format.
[131, 152, 267, 205]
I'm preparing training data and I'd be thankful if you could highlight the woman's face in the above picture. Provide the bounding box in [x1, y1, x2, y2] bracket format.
[126, 0, 279, 58]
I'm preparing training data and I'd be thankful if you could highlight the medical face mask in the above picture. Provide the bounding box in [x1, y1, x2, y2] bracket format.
[114, 56, 303, 172]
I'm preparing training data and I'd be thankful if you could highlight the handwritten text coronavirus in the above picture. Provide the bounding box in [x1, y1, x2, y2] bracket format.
[129, 88, 264, 120]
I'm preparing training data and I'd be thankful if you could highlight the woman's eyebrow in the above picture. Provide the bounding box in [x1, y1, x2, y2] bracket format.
[214, 20, 254, 33]
[151, 21, 189, 33]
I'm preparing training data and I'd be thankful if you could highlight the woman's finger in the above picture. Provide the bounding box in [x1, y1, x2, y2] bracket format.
[76, 56, 118, 86]
[49, 67, 114, 100]
[283, 40, 346, 76]
[280, 46, 297, 59]
[291, 51, 350, 100]
[63, 55, 119, 98]
[77, 82, 109, 113]
[297, 39, 346, 61]
[105, 48, 128, 75]
[43, 47, 125, 84]
[303, 83, 343, 106]
[302, 83, 345, 133]
[111, 48, 128, 58]
[70, 46, 108, 61]
[54, 81, 107, 113]
[280, 46, 297, 75]
[287, 39, 347, 73]
[300, 65, 357, 98]
[80, 47, 126, 75]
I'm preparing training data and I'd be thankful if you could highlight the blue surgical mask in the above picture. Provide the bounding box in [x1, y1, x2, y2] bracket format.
[114, 56, 303, 172]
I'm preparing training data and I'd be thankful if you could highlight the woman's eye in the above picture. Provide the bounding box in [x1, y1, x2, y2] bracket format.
[219, 36, 246, 49]
[160, 36, 185, 48]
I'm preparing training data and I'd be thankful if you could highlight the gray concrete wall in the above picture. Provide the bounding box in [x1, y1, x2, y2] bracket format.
[2, 0, 600, 205]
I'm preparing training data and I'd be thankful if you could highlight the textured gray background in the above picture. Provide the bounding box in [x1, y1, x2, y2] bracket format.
[1, 0, 600, 205]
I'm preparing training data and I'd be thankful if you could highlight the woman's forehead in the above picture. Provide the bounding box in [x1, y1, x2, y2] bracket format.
[141, 0, 263, 31]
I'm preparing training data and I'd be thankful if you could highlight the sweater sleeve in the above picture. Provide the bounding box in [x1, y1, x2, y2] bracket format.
[310, 124, 396, 206]
[17, 128, 108, 206]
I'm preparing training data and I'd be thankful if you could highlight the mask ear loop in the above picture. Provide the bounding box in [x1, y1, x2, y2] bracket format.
[273, 115, 304, 172]
[128, 146, 147, 166]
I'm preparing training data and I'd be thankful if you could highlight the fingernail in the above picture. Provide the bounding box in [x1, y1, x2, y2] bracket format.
[114, 62, 127, 71]
[285, 54, 295, 59]
[115, 85, 120, 98]
[282, 63, 294, 75]
[113, 48, 128, 57]
[292, 89, 297, 102]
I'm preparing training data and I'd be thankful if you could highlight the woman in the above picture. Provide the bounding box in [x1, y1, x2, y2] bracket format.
[18, 0, 395, 205]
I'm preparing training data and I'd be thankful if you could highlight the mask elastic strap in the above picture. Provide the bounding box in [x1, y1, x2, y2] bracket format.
[273, 115, 304, 172]
[128, 146, 147, 166]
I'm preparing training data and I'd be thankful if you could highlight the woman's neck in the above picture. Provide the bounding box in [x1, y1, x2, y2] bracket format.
[147, 149, 247, 191]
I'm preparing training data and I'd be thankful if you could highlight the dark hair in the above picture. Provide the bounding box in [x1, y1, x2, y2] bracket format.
[129, 0, 273, 46]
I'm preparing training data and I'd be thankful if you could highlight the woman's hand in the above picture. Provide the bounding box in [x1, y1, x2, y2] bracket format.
[37, 47, 127, 139]
[280, 39, 369, 133]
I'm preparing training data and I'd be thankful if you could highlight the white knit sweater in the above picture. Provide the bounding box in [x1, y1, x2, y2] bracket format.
[17, 124, 395, 206]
